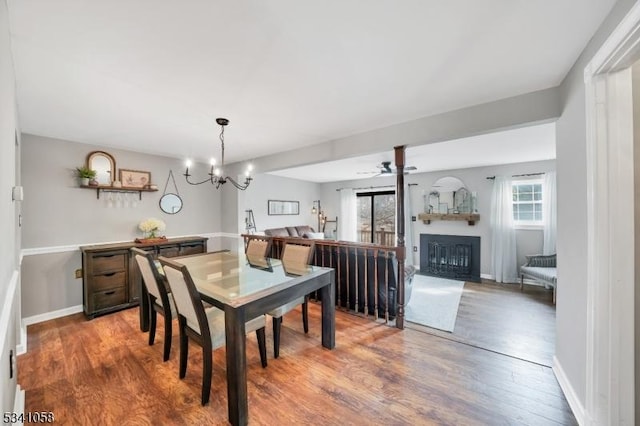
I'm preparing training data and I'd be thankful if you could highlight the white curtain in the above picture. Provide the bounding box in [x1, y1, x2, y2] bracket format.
[338, 188, 357, 241]
[403, 183, 415, 266]
[490, 176, 518, 283]
[542, 171, 557, 255]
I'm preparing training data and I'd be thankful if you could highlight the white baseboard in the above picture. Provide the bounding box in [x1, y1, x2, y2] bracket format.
[23, 304, 84, 327]
[13, 385, 24, 417]
[16, 325, 27, 356]
[19, 305, 84, 355]
[1, 270, 19, 360]
[553, 356, 585, 425]
[480, 273, 494, 280]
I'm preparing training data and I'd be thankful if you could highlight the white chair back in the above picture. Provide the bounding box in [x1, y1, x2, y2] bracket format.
[135, 254, 163, 305]
[163, 265, 202, 334]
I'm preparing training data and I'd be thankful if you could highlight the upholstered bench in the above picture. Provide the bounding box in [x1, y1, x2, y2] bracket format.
[520, 254, 557, 304]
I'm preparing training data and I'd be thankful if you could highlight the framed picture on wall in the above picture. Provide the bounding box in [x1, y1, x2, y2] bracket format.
[120, 169, 151, 188]
[268, 200, 299, 215]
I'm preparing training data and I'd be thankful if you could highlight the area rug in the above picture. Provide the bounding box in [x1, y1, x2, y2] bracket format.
[405, 275, 465, 332]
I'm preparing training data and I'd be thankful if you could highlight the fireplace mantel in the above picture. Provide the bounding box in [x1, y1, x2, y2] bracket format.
[417, 213, 480, 225]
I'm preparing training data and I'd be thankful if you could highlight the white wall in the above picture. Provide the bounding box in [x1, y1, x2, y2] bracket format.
[634, 58, 640, 425]
[319, 159, 555, 277]
[20, 134, 222, 317]
[554, 0, 637, 416]
[252, 88, 560, 173]
[0, 0, 21, 414]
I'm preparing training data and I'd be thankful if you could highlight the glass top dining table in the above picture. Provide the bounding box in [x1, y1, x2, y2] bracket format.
[174, 251, 323, 308]
[161, 251, 336, 426]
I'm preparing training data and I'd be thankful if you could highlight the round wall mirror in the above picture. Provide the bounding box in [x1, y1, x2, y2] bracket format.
[86, 151, 116, 186]
[159, 193, 183, 214]
[432, 176, 466, 192]
[430, 176, 471, 213]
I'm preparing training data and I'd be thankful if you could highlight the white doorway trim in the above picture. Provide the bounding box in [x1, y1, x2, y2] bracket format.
[583, 4, 640, 425]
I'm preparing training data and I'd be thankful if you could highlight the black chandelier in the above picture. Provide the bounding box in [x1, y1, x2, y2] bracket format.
[184, 118, 253, 190]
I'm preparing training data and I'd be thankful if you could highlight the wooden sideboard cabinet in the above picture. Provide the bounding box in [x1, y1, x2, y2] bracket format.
[80, 236, 208, 319]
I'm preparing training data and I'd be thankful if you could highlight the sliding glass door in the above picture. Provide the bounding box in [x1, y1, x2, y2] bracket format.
[356, 191, 396, 245]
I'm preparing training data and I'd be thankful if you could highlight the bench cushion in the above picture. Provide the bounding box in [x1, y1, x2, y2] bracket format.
[521, 266, 557, 285]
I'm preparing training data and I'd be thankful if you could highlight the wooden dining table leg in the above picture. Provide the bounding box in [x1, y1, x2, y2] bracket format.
[225, 306, 247, 426]
[320, 273, 336, 349]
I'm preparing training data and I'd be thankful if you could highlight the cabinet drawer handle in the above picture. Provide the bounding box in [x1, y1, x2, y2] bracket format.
[104, 291, 116, 296]
[102, 272, 117, 277]
[96, 254, 116, 258]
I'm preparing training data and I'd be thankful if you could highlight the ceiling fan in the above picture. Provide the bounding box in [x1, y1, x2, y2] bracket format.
[357, 161, 417, 177]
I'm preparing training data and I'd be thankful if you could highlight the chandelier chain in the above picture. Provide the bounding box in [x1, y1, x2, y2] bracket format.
[220, 124, 225, 169]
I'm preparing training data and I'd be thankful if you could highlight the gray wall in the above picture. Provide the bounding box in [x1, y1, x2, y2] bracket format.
[20, 134, 222, 317]
[0, 0, 20, 414]
[555, 0, 636, 407]
[21, 252, 80, 318]
[238, 173, 321, 234]
[319, 159, 555, 277]
[21, 134, 221, 247]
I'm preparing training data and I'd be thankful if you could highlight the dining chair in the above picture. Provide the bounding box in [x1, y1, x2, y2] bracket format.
[244, 234, 272, 258]
[131, 247, 175, 362]
[268, 240, 315, 358]
[159, 256, 268, 406]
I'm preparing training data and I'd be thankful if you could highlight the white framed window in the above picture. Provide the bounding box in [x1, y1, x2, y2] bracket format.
[512, 179, 543, 226]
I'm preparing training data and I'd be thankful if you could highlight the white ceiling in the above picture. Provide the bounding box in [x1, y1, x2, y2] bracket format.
[8, 1, 614, 164]
[268, 122, 556, 183]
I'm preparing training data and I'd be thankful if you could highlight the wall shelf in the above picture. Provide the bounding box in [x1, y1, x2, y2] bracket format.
[80, 185, 158, 200]
[418, 213, 480, 226]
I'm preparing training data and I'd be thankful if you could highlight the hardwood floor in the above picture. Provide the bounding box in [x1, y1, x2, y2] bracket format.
[18, 303, 575, 425]
[406, 280, 556, 366]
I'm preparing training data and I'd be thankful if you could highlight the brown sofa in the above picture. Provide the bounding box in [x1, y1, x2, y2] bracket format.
[264, 225, 316, 238]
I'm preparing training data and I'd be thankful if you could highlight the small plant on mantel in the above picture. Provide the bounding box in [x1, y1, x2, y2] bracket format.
[75, 166, 97, 186]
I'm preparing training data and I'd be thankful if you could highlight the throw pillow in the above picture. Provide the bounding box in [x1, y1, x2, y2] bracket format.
[304, 232, 325, 239]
